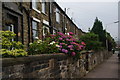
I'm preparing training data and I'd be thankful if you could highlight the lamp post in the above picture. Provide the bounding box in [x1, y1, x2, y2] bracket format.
[105, 21, 119, 51]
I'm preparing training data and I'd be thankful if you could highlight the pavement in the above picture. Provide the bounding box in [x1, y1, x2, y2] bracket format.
[84, 53, 120, 78]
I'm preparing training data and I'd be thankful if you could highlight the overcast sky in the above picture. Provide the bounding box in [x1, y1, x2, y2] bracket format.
[55, 0, 119, 41]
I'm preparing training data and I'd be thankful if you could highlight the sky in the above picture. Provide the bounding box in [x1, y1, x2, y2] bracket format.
[55, 0, 119, 41]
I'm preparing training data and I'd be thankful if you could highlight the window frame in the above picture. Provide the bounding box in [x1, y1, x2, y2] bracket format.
[42, 0, 46, 14]
[56, 8, 60, 23]
[32, 20, 39, 41]
[42, 24, 50, 38]
[32, 0, 41, 13]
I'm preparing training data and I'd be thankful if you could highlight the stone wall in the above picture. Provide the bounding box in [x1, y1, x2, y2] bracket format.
[1, 51, 112, 79]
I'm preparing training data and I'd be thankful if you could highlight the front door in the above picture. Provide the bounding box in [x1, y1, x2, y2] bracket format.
[3, 13, 18, 41]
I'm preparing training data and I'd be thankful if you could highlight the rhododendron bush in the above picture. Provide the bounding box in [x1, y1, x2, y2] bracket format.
[50, 32, 86, 59]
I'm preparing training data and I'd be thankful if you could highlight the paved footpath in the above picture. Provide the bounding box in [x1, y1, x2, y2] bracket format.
[84, 53, 119, 78]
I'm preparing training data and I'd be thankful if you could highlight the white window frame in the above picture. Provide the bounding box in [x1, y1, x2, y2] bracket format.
[32, 17, 40, 40]
[43, 25, 50, 37]
[7, 24, 14, 41]
[42, 0, 46, 14]
[53, 29, 56, 35]
[32, 0, 41, 13]
[43, 20, 49, 26]
[56, 8, 60, 23]
[32, 17, 41, 23]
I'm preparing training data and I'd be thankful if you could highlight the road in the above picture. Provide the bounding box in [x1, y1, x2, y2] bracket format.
[84, 53, 119, 78]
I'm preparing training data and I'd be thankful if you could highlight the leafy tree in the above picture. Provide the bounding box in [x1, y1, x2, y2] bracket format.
[80, 32, 102, 51]
[91, 17, 106, 47]
[106, 32, 116, 51]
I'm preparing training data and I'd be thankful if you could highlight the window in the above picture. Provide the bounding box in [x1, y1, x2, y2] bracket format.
[32, 0, 41, 13]
[56, 8, 60, 23]
[42, 0, 46, 14]
[32, 20, 38, 40]
[6, 24, 14, 41]
[43, 25, 50, 38]
[53, 29, 57, 35]
[32, 0, 38, 9]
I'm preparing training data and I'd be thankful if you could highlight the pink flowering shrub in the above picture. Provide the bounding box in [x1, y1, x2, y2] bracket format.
[50, 32, 86, 59]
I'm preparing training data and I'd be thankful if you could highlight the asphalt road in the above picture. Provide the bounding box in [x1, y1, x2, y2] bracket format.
[84, 53, 119, 78]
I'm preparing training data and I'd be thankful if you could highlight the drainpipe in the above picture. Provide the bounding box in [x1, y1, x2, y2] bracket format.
[20, 4, 31, 48]
[27, 10, 31, 47]
[64, 8, 66, 34]
[49, 2, 53, 34]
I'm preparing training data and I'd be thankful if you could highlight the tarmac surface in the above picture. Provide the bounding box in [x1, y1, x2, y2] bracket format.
[84, 53, 120, 78]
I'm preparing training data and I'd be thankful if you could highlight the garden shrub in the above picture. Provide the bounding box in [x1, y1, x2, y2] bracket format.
[49, 32, 86, 59]
[0, 49, 28, 58]
[80, 32, 103, 51]
[0, 31, 27, 58]
[28, 32, 86, 59]
[28, 39, 59, 55]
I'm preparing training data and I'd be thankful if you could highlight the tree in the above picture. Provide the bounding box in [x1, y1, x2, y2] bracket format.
[106, 32, 116, 51]
[80, 32, 102, 51]
[91, 17, 106, 47]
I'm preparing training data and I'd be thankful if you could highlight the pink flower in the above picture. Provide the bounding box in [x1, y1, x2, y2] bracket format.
[61, 49, 66, 52]
[70, 42, 76, 44]
[70, 48, 74, 50]
[60, 43, 65, 45]
[81, 42, 86, 45]
[67, 35, 73, 38]
[61, 49, 68, 53]
[59, 38, 63, 40]
[69, 32, 74, 35]
[60, 45, 62, 48]
[57, 32, 64, 36]
[62, 35, 67, 38]
[65, 50, 68, 53]
[71, 52, 76, 56]
[77, 45, 84, 50]
[68, 45, 73, 49]
[72, 38, 76, 41]
[50, 34, 56, 37]
[66, 39, 71, 41]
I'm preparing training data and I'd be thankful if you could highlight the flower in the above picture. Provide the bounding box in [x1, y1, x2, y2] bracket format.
[50, 34, 56, 39]
[71, 38, 76, 41]
[29, 43, 33, 45]
[68, 45, 73, 49]
[61, 49, 68, 53]
[67, 35, 73, 38]
[62, 35, 67, 38]
[60, 45, 62, 48]
[37, 40, 42, 43]
[65, 50, 68, 53]
[70, 42, 76, 45]
[60, 43, 66, 45]
[71, 52, 76, 56]
[66, 39, 71, 41]
[81, 42, 86, 45]
[70, 48, 74, 50]
[61, 49, 66, 52]
[50, 34, 56, 37]
[59, 38, 63, 40]
[56, 44, 60, 48]
[50, 41, 55, 45]
[69, 32, 74, 35]
[57, 32, 64, 36]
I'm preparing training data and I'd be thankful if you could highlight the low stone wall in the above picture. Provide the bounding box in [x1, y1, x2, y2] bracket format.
[86, 51, 112, 72]
[1, 51, 112, 79]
